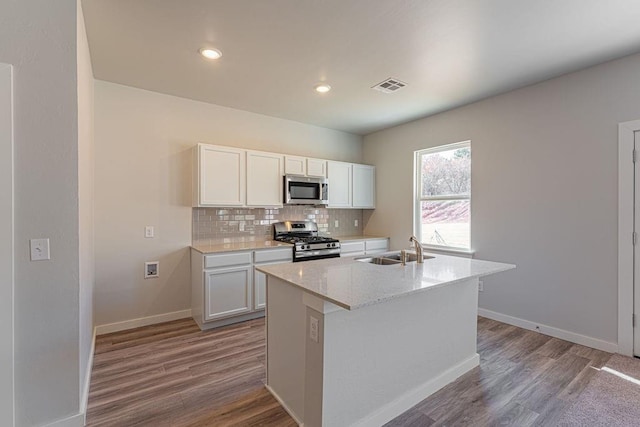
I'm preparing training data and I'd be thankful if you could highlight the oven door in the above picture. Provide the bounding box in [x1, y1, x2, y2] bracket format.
[284, 175, 328, 205]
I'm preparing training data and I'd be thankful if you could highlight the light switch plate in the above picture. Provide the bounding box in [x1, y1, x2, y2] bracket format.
[309, 316, 319, 343]
[30, 238, 50, 261]
[334, 220, 339, 228]
[145, 226, 154, 238]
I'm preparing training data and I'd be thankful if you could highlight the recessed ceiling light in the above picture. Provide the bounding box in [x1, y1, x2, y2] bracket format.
[199, 48, 222, 60]
[314, 83, 331, 93]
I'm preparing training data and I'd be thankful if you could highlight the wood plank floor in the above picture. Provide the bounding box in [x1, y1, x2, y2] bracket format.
[87, 316, 612, 426]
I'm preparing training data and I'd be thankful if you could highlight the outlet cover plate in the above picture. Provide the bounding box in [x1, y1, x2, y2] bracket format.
[145, 261, 159, 279]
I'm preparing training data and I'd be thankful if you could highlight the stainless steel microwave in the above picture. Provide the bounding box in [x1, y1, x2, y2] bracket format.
[284, 175, 329, 205]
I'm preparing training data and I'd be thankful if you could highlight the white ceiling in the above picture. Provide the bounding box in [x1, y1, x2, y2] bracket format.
[82, 0, 640, 135]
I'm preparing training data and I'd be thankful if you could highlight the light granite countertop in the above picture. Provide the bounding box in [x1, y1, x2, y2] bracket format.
[192, 235, 387, 254]
[256, 253, 515, 310]
[192, 240, 292, 254]
[333, 235, 389, 241]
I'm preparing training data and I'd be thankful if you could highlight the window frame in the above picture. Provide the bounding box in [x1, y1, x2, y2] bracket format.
[414, 140, 472, 252]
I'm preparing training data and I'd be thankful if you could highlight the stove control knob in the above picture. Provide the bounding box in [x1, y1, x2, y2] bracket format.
[326, 243, 331, 248]
[332, 243, 336, 247]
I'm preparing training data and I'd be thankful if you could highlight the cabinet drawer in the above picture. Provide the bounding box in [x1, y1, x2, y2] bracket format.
[254, 248, 293, 264]
[340, 241, 365, 254]
[365, 239, 388, 252]
[205, 252, 252, 269]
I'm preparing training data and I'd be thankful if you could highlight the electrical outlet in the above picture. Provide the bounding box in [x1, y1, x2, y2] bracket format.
[145, 226, 154, 238]
[239, 222, 245, 232]
[145, 261, 159, 279]
[354, 219, 358, 227]
[478, 281, 484, 292]
[309, 316, 319, 342]
[334, 220, 339, 228]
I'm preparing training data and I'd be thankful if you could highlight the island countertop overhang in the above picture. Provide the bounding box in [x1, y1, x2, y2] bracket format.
[256, 253, 515, 310]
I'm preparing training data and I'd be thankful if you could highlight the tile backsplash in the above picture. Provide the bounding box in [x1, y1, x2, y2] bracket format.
[193, 206, 363, 245]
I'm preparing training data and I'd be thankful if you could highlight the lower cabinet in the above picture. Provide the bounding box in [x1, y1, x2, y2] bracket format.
[340, 241, 366, 257]
[205, 265, 252, 321]
[340, 238, 389, 258]
[192, 247, 292, 330]
[253, 269, 267, 310]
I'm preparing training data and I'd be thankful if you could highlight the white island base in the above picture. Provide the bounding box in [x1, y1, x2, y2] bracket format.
[266, 275, 481, 427]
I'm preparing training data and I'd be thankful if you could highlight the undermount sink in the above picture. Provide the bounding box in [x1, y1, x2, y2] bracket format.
[354, 251, 434, 266]
[382, 252, 435, 262]
[355, 256, 402, 265]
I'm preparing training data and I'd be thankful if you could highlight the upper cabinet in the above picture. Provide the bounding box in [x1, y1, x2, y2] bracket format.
[327, 161, 375, 209]
[284, 156, 306, 176]
[194, 143, 373, 209]
[352, 164, 375, 208]
[327, 161, 352, 208]
[193, 144, 246, 207]
[284, 155, 327, 178]
[307, 158, 327, 178]
[247, 151, 284, 207]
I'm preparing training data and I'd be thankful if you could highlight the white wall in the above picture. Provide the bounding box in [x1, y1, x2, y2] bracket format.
[0, 0, 82, 425]
[77, 0, 95, 412]
[94, 81, 362, 326]
[363, 52, 640, 347]
[0, 63, 15, 426]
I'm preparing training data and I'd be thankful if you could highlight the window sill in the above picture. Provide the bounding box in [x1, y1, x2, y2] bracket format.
[422, 245, 475, 259]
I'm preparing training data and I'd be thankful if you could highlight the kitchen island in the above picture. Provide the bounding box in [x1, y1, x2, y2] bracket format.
[257, 253, 515, 427]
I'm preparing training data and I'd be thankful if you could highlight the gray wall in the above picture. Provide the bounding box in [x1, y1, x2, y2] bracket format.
[0, 0, 83, 425]
[363, 52, 640, 347]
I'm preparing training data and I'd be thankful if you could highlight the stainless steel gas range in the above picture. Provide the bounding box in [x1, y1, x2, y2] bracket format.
[273, 221, 341, 262]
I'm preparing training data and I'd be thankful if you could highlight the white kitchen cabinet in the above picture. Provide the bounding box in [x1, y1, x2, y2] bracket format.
[247, 151, 284, 207]
[192, 247, 293, 330]
[253, 269, 268, 310]
[352, 164, 375, 209]
[340, 241, 366, 257]
[307, 158, 327, 178]
[253, 247, 292, 311]
[340, 238, 389, 257]
[285, 156, 327, 178]
[193, 144, 245, 207]
[364, 238, 389, 255]
[205, 265, 252, 321]
[285, 156, 306, 176]
[327, 161, 352, 208]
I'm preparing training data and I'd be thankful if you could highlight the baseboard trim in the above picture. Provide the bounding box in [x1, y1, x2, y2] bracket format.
[265, 384, 304, 426]
[353, 353, 480, 427]
[44, 412, 84, 427]
[478, 308, 618, 353]
[95, 309, 192, 335]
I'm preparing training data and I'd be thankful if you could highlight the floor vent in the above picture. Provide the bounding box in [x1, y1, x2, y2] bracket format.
[371, 77, 407, 93]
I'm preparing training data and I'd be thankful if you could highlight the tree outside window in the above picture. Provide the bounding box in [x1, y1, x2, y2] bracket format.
[415, 142, 471, 249]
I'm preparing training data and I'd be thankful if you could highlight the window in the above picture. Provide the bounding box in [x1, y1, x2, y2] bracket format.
[415, 141, 471, 250]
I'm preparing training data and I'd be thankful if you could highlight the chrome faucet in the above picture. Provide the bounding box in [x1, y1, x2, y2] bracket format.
[409, 236, 424, 263]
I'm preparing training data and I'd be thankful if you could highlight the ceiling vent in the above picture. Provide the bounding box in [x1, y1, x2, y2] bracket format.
[371, 77, 407, 93]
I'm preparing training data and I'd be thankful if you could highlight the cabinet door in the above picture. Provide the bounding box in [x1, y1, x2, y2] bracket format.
[364, 238, 388, 255]
[204, 265, 252, 321]
[247, 151, 284, 206]
[340, 241, 366, 256]
[307, 158, 327, 178]
[285, 156, 306, 176]
[254, 268, 267, 310]
[327, 161, 352, 208]
[352, 164, 375, 208]
[198, 145, 246, 206]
